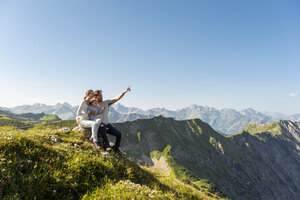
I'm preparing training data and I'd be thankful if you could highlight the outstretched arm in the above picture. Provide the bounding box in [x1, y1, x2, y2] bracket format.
[110, 86, 131, 105]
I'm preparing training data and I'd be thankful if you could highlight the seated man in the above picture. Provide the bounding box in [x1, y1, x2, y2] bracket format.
[94, 86, 131, 153]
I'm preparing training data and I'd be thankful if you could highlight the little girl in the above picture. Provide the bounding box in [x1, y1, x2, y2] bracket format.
[88, 100, 106, 121]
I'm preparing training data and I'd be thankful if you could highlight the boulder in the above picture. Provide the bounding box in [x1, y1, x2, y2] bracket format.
[49, 136, 63, 144]
[101, 152, 110, 158]
[72, 125, 103, 142]
[59, 127, 71, 134]
[73, 125, 92, 139]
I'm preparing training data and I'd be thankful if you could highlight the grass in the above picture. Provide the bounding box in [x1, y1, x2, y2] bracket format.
[242, 121, 282, 136]
[0, 110, 60, 123]
[33, 120, 77, 130]
[39, 114, 60, 122]
[0, 123, 229, 200]
[149, 145, 226, 199]
[0, 116, 34, 130]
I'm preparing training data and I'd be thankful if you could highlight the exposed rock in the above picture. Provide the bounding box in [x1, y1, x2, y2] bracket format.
[73, 125, 92, 139]
[72, 125, 104, 142]
[49, 136, 62, 143]
[69, 142, 82, 147]
[60, 127, 71, 134]
[101, 152, 110, 158]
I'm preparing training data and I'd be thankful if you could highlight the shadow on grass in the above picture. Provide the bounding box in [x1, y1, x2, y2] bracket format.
[0, 136, 200, 200]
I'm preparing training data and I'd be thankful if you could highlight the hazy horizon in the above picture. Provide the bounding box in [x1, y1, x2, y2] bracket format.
[1, 101, 299, 116]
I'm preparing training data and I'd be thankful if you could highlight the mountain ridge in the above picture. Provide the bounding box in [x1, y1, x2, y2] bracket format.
[1, 103, 299, 135]
[111, 117, 300, 200]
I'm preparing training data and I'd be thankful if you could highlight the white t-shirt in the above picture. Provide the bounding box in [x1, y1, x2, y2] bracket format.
[76, 100, 89, 121]
[97, 100, 112, 124]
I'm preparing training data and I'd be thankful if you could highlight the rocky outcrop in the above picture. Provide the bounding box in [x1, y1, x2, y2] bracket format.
[73, 125, 92, 139]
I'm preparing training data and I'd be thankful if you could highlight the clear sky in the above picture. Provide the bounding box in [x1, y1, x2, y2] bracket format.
[0, 0, 299, 114]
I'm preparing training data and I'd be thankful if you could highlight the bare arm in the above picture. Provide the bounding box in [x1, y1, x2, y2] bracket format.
[110, 86, 131, 105]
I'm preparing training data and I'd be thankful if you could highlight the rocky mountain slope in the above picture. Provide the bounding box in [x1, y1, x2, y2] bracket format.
[110, 117, 300, 200]
[111, 104, 299, 135]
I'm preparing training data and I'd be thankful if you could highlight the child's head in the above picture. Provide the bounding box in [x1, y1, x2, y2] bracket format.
[90, 100, 98, 107]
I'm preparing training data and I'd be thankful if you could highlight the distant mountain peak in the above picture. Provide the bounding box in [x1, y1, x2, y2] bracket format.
[2, 102, 299, 135]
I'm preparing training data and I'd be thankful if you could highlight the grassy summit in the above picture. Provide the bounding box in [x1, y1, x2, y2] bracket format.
[0, 121, 227, 200]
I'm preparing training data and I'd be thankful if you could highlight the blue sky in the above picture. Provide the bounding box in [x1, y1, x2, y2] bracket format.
[0, 0, 299, 114]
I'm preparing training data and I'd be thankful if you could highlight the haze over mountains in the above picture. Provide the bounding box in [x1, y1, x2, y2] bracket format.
[1, 103, 299, 135]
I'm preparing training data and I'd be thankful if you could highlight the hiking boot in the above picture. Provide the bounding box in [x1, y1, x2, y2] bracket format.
[111, 146, 124, 155]
[101, 143, 112, 151]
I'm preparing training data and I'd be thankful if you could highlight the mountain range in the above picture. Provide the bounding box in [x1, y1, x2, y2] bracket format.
[1, 103, 299, 135]
[112, 117, 300, 200]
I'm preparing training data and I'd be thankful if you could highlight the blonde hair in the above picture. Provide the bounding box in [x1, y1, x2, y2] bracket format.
[84, 90, 94, 100]
[94, 90, 102, 97]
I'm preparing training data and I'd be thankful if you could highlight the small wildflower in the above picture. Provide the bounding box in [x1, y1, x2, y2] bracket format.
[53, 190, 56, 193]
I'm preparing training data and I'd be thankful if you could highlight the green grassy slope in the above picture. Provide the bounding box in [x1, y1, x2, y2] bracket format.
[0, 109, 61, 123]
[0, 123, 227, 200]
[243, 121, 282, 136]
[1, 116, 299, 200]
[0, 116, 34, 130]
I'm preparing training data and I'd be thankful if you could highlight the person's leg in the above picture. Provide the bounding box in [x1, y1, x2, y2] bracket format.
[91, 119, 101, 142]
[79, 120, 100, 142]
[98, 123, 110, 146]
[79, 119, 94, 129]
[106, 124, 122, 147]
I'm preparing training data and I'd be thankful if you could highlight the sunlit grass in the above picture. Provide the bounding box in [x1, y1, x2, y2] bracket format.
[0, 124, 228, 200]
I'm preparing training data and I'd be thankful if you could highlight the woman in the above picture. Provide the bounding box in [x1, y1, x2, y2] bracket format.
[76, 90, 101, 148]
